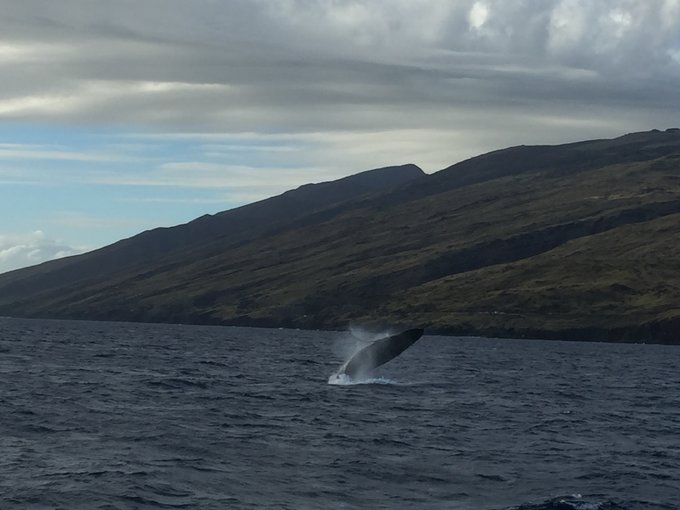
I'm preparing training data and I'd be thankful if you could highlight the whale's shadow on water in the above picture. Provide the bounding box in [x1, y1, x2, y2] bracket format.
[327, 328, 424, 385]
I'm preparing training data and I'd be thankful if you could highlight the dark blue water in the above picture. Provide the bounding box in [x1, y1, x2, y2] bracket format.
[1, 318, 679, 509]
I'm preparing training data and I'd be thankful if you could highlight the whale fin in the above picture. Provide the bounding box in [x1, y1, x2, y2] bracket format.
[342, 328, 424, 379]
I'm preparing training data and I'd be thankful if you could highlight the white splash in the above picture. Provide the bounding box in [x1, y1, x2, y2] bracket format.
[332, 326, 389, 360]
[327, 373, 400, 386]
[328, 326, 397, 385]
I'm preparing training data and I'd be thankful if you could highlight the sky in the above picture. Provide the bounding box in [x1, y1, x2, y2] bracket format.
[1, 0, 680, 273]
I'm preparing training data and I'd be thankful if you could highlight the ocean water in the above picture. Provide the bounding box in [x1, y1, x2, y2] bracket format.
[1, 318, 679, 510]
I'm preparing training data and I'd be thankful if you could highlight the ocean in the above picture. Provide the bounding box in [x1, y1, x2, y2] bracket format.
[1, 317, 678, 509]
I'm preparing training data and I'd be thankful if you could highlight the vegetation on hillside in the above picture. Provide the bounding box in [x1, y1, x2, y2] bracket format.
[2, 130, 680, 343]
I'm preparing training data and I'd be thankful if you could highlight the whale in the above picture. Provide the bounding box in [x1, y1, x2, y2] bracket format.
[340, 328, 424, 379]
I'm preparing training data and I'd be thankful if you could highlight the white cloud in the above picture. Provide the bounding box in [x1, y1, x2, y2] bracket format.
[469, 2, 490, 30]
[0, 95, 77, 116]
[0, 40, 74, 63]
[0, 143, 129, 162]
[0, 231, 84, 274]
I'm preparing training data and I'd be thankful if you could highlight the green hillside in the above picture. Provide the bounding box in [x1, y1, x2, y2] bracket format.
[2, 129, 680, 343]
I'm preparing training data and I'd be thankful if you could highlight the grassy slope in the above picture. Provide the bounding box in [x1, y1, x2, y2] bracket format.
[2, 131, 680, 343]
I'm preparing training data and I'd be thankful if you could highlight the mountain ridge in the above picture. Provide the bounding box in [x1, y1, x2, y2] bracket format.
[0, 163, 425, 301]
[3, 129, 680, 344]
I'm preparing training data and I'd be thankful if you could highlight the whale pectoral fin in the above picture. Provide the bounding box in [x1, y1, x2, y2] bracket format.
[341, 328, 424, 378]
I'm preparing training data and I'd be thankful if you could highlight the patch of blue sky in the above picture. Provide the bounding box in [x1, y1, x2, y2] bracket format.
[0, 122, 106, 147]
[1, 121, 305, 185]
[1, 122, 310, 251]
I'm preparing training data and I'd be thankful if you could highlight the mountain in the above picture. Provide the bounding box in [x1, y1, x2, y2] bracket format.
[2, 129, 680, 344]
[0, 163, 425, 306]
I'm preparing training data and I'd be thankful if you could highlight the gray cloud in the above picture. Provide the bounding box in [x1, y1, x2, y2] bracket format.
[0, 0, 679, 160]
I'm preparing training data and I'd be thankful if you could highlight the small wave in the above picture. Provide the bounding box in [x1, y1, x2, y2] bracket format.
[327, 373, 400, 386]
[503, 494, 629, 510]
[145, 377, 209, 390]
[93, 352, 115, 358]
[476, 473, 507, 482]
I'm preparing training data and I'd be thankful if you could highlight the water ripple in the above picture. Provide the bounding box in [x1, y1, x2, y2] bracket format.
[1, 318, 679, 509]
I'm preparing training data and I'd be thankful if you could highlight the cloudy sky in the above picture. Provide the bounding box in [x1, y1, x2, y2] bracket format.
[1, 0, 679, 273]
